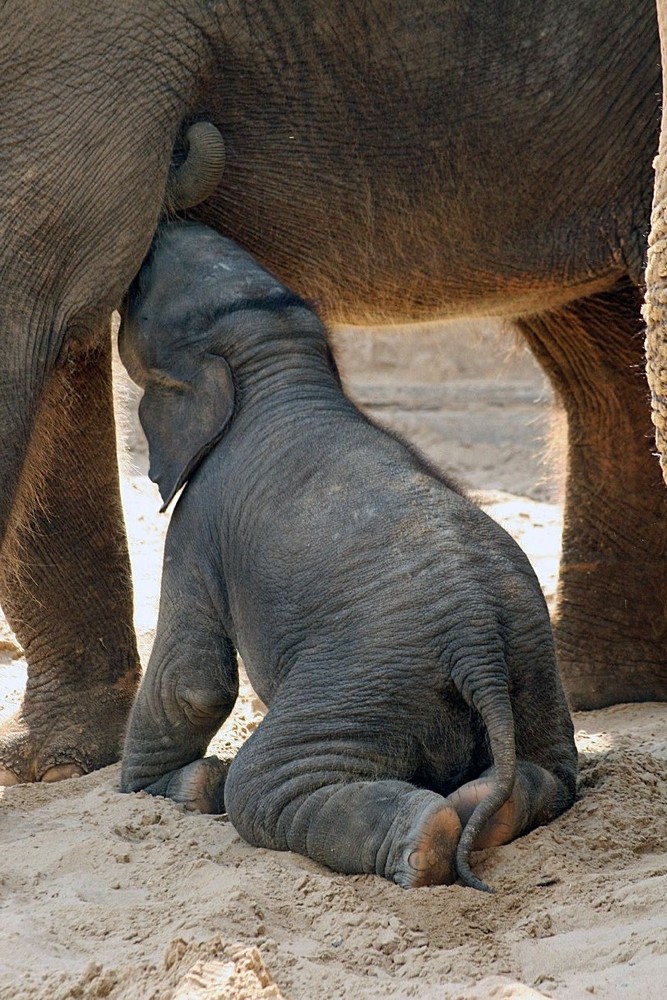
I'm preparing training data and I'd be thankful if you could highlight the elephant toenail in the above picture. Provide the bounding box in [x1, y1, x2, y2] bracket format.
[40, 764, 85, 782]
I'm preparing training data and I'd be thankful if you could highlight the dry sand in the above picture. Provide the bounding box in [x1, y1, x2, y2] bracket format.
[1, 323, 665, 999]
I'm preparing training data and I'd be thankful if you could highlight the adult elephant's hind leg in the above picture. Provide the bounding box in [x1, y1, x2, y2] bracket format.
[222, 710, 462, 889]
[0, 329, 141, 783]
[517, 278, 667, 709]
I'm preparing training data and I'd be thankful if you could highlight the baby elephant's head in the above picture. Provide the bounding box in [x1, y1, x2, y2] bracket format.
[119, 221, 309, 509]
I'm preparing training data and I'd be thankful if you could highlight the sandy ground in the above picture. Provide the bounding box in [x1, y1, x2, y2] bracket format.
[0, 322, 665, 999]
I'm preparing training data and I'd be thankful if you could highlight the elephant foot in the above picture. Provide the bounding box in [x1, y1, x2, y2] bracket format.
[444, 777, 523, 850]
[0, 670, 138, 785]
[557, 637, 667, 711]
[0, 763, 86, 785]
[554, 561, 667, 710]
[128, 756, 230, 814]
[403, 804, 462, 888]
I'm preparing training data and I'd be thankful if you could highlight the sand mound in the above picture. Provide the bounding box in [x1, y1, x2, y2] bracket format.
[1, 701, 665, 999]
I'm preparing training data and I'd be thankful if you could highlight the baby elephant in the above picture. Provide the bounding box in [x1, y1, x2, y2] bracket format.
[119, 220, 577, 892]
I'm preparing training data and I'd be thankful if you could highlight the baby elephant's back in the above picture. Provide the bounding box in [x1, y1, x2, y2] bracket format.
[238, 419, 543, 652]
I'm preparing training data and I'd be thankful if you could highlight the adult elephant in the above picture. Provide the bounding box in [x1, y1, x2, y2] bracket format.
[0, 1, 664, 786]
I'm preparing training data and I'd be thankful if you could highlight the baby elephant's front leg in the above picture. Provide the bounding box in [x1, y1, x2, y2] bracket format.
[134, 755, 231, 814]
[121, 566, 238, 808]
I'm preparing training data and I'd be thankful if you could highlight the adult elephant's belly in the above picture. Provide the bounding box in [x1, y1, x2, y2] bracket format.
[200, 131, 633, 327]
[198, 1, 654, 327]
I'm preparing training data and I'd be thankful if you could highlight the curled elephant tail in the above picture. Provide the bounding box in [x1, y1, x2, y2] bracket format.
[167, 121, 226, 211]
[450, 654, 517, 893]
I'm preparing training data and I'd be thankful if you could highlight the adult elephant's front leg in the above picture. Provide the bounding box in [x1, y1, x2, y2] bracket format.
[518, 278, 667, 709]
[0, 328, 141, 783]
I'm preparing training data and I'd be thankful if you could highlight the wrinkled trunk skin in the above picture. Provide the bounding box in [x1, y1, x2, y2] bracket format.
[645, 0, 667, 483]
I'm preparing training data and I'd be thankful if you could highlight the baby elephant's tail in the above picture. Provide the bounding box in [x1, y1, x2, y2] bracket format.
[451, 655, 517, 892]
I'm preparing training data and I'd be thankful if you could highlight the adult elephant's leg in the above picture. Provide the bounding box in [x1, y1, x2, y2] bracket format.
[0, 328, 141, 783]
[517, 278, 667, 709]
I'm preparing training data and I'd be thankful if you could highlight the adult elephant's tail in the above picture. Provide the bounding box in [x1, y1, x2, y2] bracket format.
[644, 0, 667, 482]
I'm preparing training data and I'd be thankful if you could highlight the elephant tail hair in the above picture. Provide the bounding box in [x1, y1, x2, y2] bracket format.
[451, 656, 516, 893]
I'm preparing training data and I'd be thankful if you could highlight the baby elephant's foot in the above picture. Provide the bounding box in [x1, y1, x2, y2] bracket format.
[139, 756, 230, 814]
[444, 764, 563, 852]
[401, 804, 463, 888]
[444, 777, 521, 849]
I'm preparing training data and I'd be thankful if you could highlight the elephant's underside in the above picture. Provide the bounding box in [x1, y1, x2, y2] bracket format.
[196, 2, 658, 326]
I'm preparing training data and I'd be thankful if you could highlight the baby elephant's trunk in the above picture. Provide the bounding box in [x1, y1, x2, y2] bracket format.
[451, 659, 517, 892]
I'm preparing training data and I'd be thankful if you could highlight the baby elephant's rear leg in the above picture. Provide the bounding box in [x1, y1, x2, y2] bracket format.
[223, 716, 463, 889]
[445, 760, 575, 851]
[290, 780, 464, 888]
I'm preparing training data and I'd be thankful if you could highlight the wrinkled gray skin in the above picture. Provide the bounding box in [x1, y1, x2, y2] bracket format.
[119, 222, 577, 891]
[0, 1, 664, 787]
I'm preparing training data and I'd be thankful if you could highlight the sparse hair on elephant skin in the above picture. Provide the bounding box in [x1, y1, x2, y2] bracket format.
[119, 221, 578, 893]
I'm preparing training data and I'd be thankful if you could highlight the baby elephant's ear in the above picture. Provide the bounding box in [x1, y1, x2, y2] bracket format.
[138, 354, 235, 511]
